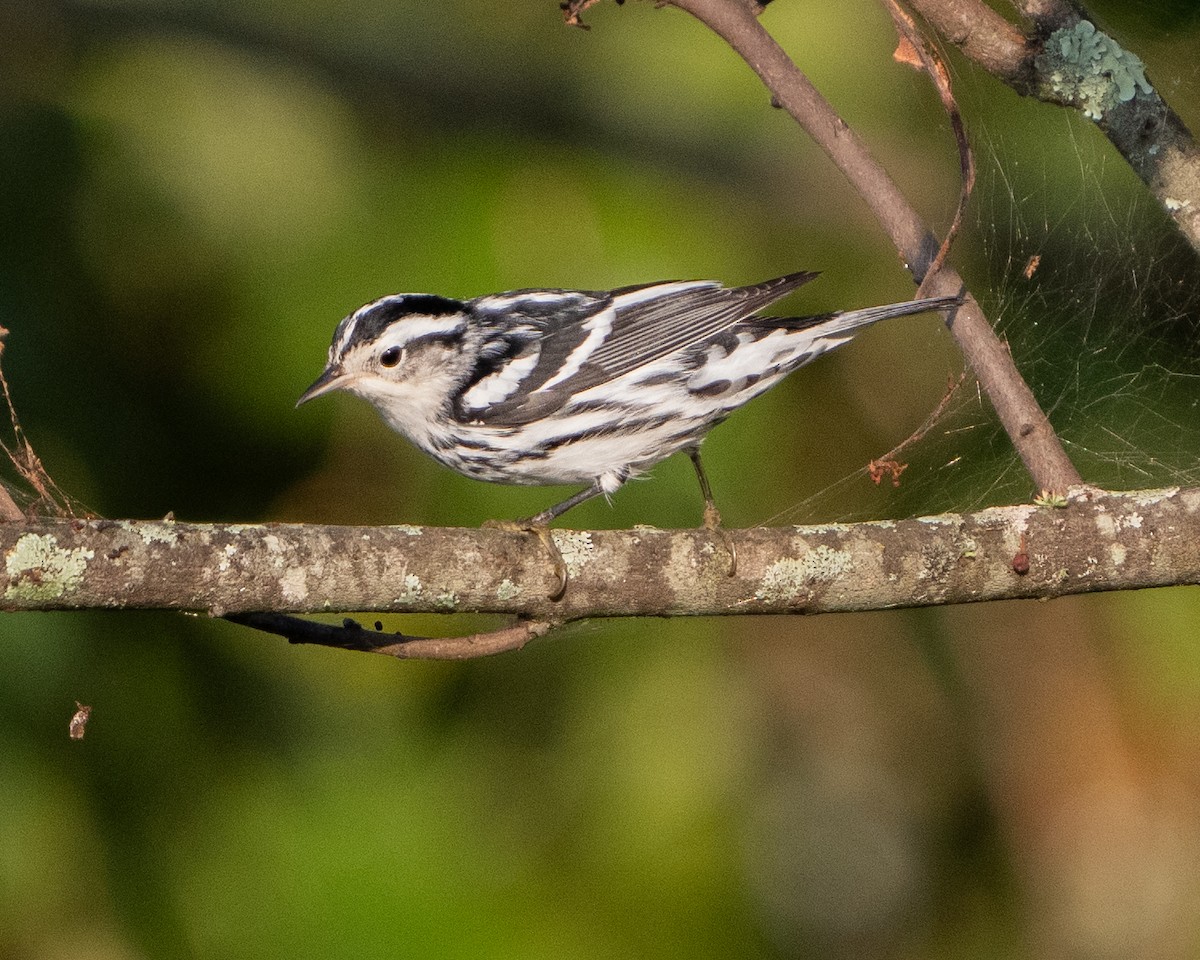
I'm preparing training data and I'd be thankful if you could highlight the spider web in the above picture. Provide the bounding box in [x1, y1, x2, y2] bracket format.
[767, 109, 1200, 526]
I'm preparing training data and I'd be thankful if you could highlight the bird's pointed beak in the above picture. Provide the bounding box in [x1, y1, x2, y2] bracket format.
[297, 365, 348, 407]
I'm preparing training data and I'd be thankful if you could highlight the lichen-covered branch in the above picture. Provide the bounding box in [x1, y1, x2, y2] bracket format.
[2, 489, 1197, 624]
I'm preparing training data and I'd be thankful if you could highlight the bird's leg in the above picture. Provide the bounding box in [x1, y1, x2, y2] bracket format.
[485, 483, 604, 601]
[687, 447, 737, 576]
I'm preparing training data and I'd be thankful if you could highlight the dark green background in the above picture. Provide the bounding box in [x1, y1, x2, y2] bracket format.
[2, 1, 1199, 957]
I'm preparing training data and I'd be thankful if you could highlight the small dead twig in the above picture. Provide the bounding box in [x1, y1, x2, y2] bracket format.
[882, 0, 975, 289]
[561, 0, 622, 29]
[69, 701, 92, 740]
[867, 371, 967, 485]
[0, 482, 23, 522]
[0, 326, 78, 519]
[224, 612, 555, 661]
[868, 458, 909, 487]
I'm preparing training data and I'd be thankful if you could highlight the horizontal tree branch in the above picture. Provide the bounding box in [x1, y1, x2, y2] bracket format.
[2, 488, 1197, 623]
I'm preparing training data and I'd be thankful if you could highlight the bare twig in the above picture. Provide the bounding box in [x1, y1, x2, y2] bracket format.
[881, 0, 975, 287]
[867, 371, 967, 483]
[0, 327, 78, 519]
[225, 612, 553, 660]
[0, 484, 23, 522]
[664, 0, 1081, 493]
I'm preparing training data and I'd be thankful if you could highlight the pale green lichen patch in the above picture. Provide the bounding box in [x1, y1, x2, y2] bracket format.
[552, 531, 594, 577]
[1129, 487, 1179, 507]
[392, 525, 423, 536]
[1097, 509, 1146, 537]
[121, 520, 181, 546]
[1038, 20, 1151, 120]
[5, 534, 94, 602]
[976, 504, 1036, 529]
[395, 573, 423, 604]
[433, 591, 459, 610]
[496, 578, 520, 601]
[756, 546, 853, 602]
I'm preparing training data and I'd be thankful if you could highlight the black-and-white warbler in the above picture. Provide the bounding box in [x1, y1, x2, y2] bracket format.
[299, 272, 958, 559]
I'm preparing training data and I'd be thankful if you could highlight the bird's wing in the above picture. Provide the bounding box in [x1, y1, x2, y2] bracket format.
[455, 272, 819, 425]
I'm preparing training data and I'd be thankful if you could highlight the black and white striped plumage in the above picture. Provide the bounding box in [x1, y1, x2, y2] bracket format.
[299, 272, 959, 523]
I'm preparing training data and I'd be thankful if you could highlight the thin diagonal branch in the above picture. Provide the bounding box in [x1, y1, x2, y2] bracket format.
[663, 0, 1081, 494]
[899, 0, 1031, 82]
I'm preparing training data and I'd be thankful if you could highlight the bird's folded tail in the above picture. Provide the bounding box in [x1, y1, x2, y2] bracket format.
[751, 294, 962, 337]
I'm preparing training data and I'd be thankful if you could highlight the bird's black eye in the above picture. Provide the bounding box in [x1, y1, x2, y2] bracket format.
[380, 346, 404, 368]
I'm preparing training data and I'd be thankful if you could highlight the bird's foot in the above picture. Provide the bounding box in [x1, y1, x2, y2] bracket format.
[701, 502, 737, 577]
[484, 518, 569, 601]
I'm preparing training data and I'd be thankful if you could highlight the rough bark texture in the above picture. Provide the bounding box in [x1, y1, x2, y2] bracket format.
[3, 487, 1197, 620]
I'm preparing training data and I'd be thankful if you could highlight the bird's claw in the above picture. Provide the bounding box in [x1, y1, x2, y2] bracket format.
[484, 518, 569, 601]
[701, 503, 737, 577]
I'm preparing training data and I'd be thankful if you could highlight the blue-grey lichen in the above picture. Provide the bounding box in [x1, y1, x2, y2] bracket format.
[1038, 21, 1151, 120]
[5, 534, 93, 602]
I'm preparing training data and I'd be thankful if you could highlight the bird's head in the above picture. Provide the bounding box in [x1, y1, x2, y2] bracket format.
[298, 294, 474, 427]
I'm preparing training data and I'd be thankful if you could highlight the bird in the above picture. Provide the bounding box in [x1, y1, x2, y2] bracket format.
[299, 271, 960, 593]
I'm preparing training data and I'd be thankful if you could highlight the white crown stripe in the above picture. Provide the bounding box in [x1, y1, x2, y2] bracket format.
[378, 315, 469, 346]
[333, 315, 359, 358]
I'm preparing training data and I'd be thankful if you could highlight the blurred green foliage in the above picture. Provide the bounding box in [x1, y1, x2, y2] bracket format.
[2, 1, 1199, 958]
